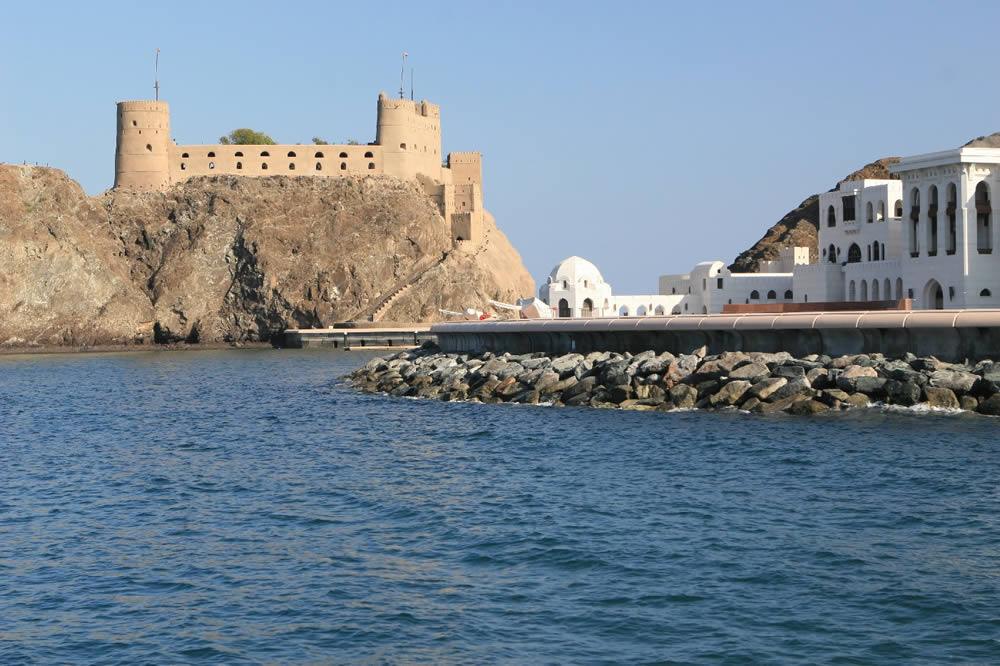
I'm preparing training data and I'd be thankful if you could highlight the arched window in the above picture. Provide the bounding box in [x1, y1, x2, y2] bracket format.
[558, 299, 570, 318]
[287, 151, 296, 157]
[636, 305, 647, 316]
[828, 243, 837, 264]
[262, 163, 268, 170]
[181, 152, 189, 158]
[316, 162, 322, 171]
[847, 243, 862, 263]
[340, 152, 349, 158]
[581, 298, 594, 317]
[289, 163, 295, 170]
[896, 278, 904, 300]
[946, 183, 957, 254]
[750, 290, 760, 300]
[260, 151, 270, 157]
[364, 151, 374, 158]
[877, 200, 885, 221]
[145, 144, 152, 152]
[873, 243, 880, 261]
[976, 181, 992, 254]
[784, 290, 793, 300]
[207, 151, 215, 157]
[866, 201, 874, 223]
[654, 305, 665, 315]
[767, 290, 777, 299]
[927, 185, 939, 256]
[341, 162, 347, 170]
[849, 280, 856, 300]
[235, 151, 243, 157]
[827, 205, 836, 227]
[314, 151, 324, 158]
[884, 278, 891, 300]
[894, 199, 903, 217]
[981, 288, 992, 297]
[368, 162, 375, 169]
[236, 162, 242, 169]
[180, 163, 186, 170]
[619, 305, 630, 317]
[399, 143, 406, 150]
[872, 280, 880, 300]
[208, 162, 215, 169]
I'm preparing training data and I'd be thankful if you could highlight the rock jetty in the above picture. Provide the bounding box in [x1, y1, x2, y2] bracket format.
[347, 345, 1000, 415]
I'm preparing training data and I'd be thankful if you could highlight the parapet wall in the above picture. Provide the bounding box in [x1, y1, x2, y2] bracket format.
[167, 144, 384, 181]
[432, 310, 1000, 362]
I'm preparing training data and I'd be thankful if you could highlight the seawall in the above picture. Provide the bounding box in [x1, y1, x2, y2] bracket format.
[431, 310, 1000, 363]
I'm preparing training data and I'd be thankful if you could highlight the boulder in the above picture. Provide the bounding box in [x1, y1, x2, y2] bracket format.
[928, 369, 979, 395]
[562, 375, 598, 400]
[728, 362, 770, 383]
[960, 395, 979, 411]
[977, 393, 1000, 416]
[668, 383, 698, 409]
[608, 384, 634, 404]
[924, 387, 959, 410]
[884, 379, 922, 406]
[787, 399, 830, 415]
[749, 376, 788, 400]
[836, 365, 878, 392]
[710, 380, 752, 407]
[767, 377, 812, 402]
[551, 353, 584, 378]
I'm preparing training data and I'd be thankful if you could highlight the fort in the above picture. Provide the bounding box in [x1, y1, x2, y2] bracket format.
[113, 93, 485, 248]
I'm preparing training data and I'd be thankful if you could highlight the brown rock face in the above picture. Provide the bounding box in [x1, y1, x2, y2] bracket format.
[0, 166, 154, 346]
[0, 166, 534, 346]
[729, 157, 900, 273]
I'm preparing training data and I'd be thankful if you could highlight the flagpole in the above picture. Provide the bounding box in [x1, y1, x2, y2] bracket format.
[154, 48, 160, 101]
[399, 52, 407, 99]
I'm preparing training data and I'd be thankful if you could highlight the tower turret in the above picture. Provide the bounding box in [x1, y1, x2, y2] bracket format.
[375, 92, 442, 181]
[114, 101, 171, 190]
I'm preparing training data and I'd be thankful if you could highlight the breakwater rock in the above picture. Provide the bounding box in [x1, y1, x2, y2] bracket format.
[348, 346, 1000, 415]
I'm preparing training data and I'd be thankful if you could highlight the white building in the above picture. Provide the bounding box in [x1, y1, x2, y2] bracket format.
[541, 140, 1000, 316]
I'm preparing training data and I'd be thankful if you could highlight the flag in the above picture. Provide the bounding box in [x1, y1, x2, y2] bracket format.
[403, 52, 408, 57]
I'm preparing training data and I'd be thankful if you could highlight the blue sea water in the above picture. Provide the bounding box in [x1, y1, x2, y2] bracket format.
[0, 348, 998, 664]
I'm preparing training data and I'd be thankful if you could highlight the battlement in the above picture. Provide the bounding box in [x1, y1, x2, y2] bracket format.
[112, 90, 483, 242]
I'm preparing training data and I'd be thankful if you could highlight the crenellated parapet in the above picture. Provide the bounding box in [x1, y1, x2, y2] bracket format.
[112, 91, 485, 244]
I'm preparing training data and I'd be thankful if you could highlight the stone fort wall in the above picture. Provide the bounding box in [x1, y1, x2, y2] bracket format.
[114, 93, 483, 245]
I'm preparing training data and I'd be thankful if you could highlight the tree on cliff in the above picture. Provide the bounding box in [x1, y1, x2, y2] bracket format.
[219, 129, 276, 145]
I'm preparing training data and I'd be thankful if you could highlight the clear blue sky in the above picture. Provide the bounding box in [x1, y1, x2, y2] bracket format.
[3, 1, 999, 294]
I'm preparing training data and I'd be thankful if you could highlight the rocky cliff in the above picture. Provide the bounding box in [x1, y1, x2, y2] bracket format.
[0, 165, 534, 347]
[729, 158, 900, 273]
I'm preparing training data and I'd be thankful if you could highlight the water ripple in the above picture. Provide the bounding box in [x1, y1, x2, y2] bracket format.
[0, 349, 997, 663]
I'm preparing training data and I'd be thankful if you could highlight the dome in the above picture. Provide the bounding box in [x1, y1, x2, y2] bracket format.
[548, 256, 605, 286]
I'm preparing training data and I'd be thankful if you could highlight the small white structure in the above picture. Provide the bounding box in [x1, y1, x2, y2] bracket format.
[540, 253, 805, 317]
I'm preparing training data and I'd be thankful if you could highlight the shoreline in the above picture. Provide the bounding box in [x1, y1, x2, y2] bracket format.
[0, 341, 275, 357]
[347, 345, 1000, 416]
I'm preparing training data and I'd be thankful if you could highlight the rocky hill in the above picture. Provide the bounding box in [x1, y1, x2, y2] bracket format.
[0, 165, 534, 347]
[729, 157, 900, 273]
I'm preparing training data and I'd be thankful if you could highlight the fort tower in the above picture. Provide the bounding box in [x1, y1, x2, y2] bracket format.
[114, 101, 171, 191]
[375, 92, 442, 181]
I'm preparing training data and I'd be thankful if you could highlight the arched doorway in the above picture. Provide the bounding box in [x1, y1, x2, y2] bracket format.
[581, 298, 593, 317]
[558, 298, 571, 317]
[923, 279, 944, 310]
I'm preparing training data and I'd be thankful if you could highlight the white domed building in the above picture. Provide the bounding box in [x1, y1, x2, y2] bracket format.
[539, 256, 613, 317]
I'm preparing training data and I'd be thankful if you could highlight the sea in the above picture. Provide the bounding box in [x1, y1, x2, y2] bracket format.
[1, 348, 997, 664]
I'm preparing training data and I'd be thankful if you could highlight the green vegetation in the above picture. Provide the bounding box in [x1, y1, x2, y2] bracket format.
[219, 128, 276, 145]
[311, 137, 328, 145]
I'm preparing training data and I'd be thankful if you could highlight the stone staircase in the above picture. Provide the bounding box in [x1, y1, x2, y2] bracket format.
[349, 252, 449, 322]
